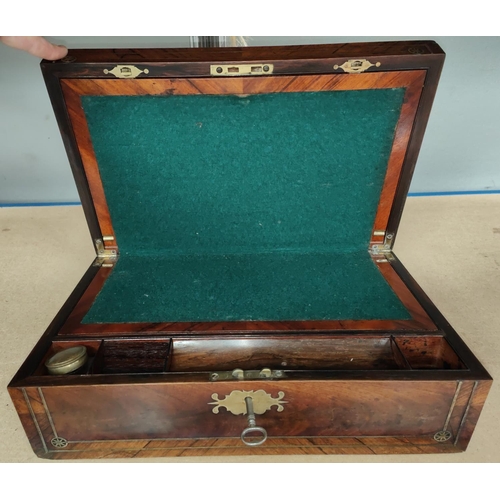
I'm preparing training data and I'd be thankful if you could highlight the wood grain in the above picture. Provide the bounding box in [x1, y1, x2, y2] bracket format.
[34, 436, 461, 459]
[394, 336, 465, 369]
[169, 337, 402, 372]
[14, 378, 472, 458]
[42, 41, 444, 82]
[38, 380, 455, 439]
[453, 380, 492, 450]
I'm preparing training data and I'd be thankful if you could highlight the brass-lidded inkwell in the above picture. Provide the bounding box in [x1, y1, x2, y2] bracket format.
[45, 346, 88, 375]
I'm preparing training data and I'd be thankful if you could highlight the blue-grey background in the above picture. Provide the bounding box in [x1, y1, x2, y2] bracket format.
[1, 36, 499, 204]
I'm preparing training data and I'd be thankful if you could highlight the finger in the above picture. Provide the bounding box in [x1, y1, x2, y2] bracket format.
[0, 36, 68, 60]
[26, 37, 68, 60]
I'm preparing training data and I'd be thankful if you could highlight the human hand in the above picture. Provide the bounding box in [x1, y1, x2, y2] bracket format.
[0, 36, 68, 60]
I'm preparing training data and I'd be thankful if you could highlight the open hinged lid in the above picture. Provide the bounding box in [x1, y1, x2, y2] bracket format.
[42, 40, 445, 333]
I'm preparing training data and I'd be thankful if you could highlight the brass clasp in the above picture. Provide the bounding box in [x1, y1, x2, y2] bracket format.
[210, 63, 274, 76]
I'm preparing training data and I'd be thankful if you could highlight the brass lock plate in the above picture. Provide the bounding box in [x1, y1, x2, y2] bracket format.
[209, 389, 287, 415]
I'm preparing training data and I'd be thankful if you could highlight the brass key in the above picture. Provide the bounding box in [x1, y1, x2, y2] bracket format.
[240, 397, 268, 446]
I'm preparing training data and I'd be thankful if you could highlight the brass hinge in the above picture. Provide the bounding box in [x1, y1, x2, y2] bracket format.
[94, 238, 117, 267]
[210, 63, 274, 76]
[369, 245, 394, 257]
[103, 65, 149, 79]
[369, 232, 394, 262]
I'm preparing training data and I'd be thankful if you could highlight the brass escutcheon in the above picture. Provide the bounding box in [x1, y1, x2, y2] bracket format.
[334, 59, 381, 74]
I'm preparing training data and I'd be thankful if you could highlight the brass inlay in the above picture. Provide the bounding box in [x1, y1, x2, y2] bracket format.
[442, 381, 463, 432]
[22, 389, 48, 453]
[334, 59, 381, 74]
[210, 63, 274, 76]
[209, 389, 287, 415]
[103, 65, 150, 79]
[51, 437, 68, 448]
[454, 381, 478, 446]
[38, 388, 58, 437]
[434, 430, 452, 442]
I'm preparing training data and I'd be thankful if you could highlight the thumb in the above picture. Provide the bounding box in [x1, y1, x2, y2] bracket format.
[1, 36, 68, 60]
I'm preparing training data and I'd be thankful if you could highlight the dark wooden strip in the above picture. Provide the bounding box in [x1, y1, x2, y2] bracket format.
[40, 69, 102, 243]
[41, 41, 443, 66]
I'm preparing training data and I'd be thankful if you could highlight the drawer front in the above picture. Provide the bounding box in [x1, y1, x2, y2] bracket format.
[30, 380, 457, 444]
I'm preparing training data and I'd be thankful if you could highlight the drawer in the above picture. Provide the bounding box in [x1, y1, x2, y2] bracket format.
[39, 380, 457, 439]
[12, 376, 488, 458]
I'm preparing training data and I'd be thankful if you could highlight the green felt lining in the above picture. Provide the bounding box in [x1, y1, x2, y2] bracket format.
[80, 89, 411, 323]
[84, 252, 410, 323]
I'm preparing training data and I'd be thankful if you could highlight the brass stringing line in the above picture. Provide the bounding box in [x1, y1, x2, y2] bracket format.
[38, 387, 58, 438]
[22, 388, 48, 454]
[454, 381, 478, 446]
[443, 381, 463, 432]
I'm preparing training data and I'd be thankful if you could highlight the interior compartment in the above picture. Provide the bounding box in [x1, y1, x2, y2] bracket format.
[394, 337, 466, 369]
[170, 337, 401, 371]
[36, 335, 465, 376]
[33, 340, 102, 376]
[91, 339, 171, 374]
[169, 336, 465, 372]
